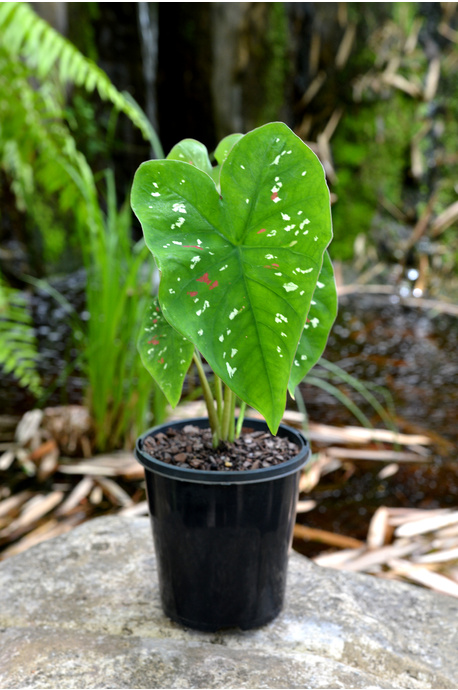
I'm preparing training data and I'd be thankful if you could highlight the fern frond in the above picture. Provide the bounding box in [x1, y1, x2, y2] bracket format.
[0, 2, 163, 157]
[0, 281, 42, 397]
[0, 48, 103, 264]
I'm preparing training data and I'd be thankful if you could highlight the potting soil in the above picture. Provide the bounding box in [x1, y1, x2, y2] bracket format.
[142, 424, 299, 471]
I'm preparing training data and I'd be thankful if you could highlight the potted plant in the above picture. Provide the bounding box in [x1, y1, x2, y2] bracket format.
[131, 122, 337, 631]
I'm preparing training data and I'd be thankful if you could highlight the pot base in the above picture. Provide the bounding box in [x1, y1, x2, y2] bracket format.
[166, 606, 282, 633]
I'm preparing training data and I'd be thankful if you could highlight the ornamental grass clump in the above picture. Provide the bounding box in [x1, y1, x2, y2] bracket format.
[131, 122, 337, 448]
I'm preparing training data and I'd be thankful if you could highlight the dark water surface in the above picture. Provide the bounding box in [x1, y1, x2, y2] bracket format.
[295, 292, 458, 556]
[1, 272, 86, 415]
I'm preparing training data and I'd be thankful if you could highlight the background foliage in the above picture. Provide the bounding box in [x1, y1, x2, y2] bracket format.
[0, 2, 164, 450]
[0, 1, 456, 450]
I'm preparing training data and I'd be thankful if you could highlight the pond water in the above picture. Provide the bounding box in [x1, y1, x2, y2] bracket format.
[295, 292, 458, 556]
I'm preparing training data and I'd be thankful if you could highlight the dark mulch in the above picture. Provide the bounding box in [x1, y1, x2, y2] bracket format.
[141, 424, 299, 471]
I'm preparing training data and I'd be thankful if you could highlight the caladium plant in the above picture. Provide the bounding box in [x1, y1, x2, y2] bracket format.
[132, 122, 337, 447]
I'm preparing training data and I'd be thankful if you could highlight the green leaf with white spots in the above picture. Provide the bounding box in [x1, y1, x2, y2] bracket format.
[214, 133, 243, 165]
[288, 251, 338, 394]
[167, 139, 212, 176]
[131, 122, 333, 434]
[212, 134, 243, 189]
[137, 298, 194, 407]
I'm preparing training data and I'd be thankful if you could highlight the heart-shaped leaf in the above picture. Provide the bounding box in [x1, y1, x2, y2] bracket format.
[167, 139, 213, 176]
[137, 298, 194, 407]
[131, 122, 332, 433]
[214, 133, 243, 165]
[288, 250, 338, 393]
[211, 134, 243, 188]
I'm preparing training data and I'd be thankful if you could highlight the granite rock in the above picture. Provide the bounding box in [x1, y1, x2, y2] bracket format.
[0, 516, 456, 689]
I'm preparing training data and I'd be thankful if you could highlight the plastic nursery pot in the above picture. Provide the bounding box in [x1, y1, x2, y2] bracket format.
[135, 417, 310, 632]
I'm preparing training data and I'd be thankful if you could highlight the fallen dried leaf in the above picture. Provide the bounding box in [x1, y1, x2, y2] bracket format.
[296, 499, 317, 514]
[0, 514, 83, 561]
[37, 448, 60, 482]
[325, 447, 428, 462]
[367, 507, 391, 549]
[413, 547, 458, 565]
[0, 450, 16, 471]
[94, 477, 133, 508]
[283, 417, 432, 446]
[57, 452, 141, 479]
[29, 439, 58, 463]
[330, 540, 419, 572]
[0, 491, 64, 542]
[55, 477, 94, 516]
[294, 524, 364, 549]
[299, 453, 338, 493]
[119, 501, 149, 516]
[15, 410, 43, 445]
[0, 490, 33, 519]
[89, 485, 103, 505]
[58, 463, 118, 477]
[313, 547, 365, 568]
[388, 508, 450, 526]
[395, 511, 458, 538]
[389, 559, 458, 598]
[377, 463, 399, 480]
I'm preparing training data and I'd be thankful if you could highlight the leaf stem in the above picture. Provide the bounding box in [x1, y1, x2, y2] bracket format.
[221, 385, 234, 441]
[235, 401, 247, 438]
[193, 351, 221, 444]
[228, 392, 236, 442]
[214, 375, 223, 427]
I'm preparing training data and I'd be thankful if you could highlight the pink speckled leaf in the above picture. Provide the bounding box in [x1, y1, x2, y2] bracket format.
[137, 298, 194, 407]
[132, 122, 333, 433]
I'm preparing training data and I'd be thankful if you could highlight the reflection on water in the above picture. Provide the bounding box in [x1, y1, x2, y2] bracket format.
[302, 293, 458, 446]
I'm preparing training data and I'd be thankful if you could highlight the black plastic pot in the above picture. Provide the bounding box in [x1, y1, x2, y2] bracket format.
[135, 417, 310, 631]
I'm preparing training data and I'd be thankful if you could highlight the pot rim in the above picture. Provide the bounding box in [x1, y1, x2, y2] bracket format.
[135, 416, 311, 485]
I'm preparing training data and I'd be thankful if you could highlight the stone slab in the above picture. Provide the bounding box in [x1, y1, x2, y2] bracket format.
[0, 516, 456, 689]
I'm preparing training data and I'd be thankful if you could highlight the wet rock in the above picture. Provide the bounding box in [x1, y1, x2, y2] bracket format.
[0, 515, 456, 689]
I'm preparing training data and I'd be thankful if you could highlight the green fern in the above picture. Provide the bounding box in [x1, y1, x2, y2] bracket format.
[0, 3, 162, 441]
[0, 2, 162, 269]
[0, 2, 163, 158]
[0, 47, 103, 266]
[0, 281, 42, 397]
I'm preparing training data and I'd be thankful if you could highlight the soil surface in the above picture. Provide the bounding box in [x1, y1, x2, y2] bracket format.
[141, 424, 299, 471]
